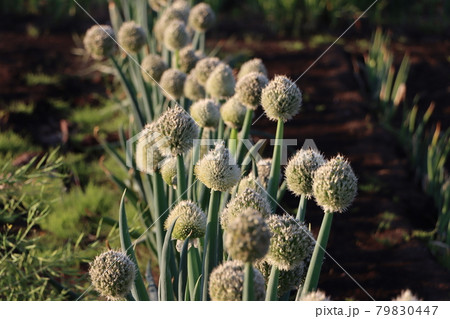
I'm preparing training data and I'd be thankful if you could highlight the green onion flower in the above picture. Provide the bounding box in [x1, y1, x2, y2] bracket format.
[237, 58, 268, 80]
[205, 63, 236, 99]
[266, 214, 314, 271]
[261, 75, 302, 122]
[83, 25, 117, 60]
[179, 46, 200, 73]
[118, 21, 146, 53]
[188, 3, 216, 32]
[285, 149, 325, 198]
[225, 208, 271, 262]
[163, 20, 190, 52]
[194, 141, 240, 192]
[300, 290, 330, 301]
[312, 155, 357, 213]
[190, 98, 221, 129]
[160, 156, 178, 187]
[209, 260, 265, 301]
[89, 250, 136, 300]
[220, 96, 247, 130]
[221, 188, 271, 230]
[140, 54, 168, 84]
[193, 57, 220, 86]
[164, 200, 206, 240]
[235, 72, 268, 110]
[184, 72, 206, 101]
[155, 105, 199, 156]
[159, 68, 187, 99]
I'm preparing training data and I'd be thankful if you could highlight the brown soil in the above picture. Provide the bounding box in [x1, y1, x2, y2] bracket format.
[215, 36, 450, 300]
[1, 20, 449, 301]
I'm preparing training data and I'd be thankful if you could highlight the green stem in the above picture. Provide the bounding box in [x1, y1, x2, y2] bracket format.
[177, 154, 187, 201]
[236, 108, 254, 165]
[267, 119, 284, 211]
[201, 189, 221, 300]
[188, 246, 201, 301]
[265, 266, 280, 301]
[228, 128, 238, 158]
[296, 194, 307, 222]
[301, 212, 334, 296]
[151, 172, 168, 260]
[188, 127, 203, 201]
[243, 262, 254, 301]
[173, 50, 180, 69]
[217, 117, 225, 140]
[199, 32, 205, 54]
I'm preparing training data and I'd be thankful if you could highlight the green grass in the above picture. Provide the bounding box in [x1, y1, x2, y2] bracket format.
[0, 130, 38, 155]
[70, 103, 127, 134]
[25, 73, 60, 86]
[39, 182, 118, 239]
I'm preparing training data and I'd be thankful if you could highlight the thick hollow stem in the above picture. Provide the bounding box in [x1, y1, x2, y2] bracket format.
[301, 212, 334, 296]
[151, 172, 168, 260]
[243, 262, 255, 301]
[236, 108, 254, 165]
[267, 119, 284, 211]
[176, 154, 187, 201]
[188, 127, 203, 201]
[187, 246, 201, 301]
[296, 194, 307, 222]
[265, 265, 280, 301]
[228, 128, 238, 158]
[201, 189, 221, 300]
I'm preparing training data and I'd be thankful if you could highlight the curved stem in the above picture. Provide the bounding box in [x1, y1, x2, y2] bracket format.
[236, 108, 254, 165]
[201, 189, 221, 300]
[301, 212, 334, 296]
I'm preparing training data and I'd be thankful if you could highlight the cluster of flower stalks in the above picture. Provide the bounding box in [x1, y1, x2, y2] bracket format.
[84, 1, 358, 301]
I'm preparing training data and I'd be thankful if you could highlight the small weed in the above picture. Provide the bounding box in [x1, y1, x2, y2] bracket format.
[25, 73, 60, 86]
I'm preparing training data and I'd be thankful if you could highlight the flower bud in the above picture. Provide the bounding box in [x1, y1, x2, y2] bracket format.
[285, 149, 325, 198]
[221, 188, 271, 230]
[136, 124, 165, 174]
[261, 75, 302, 122]
[256, 158, 272, 188]
[141, 54, 168, 84]
[170, 0, 190, 21]
[255, 260, 306, 297]
[194, 141, 240, 191]
[220, 96, 247, 129]
[165, 200, 206, 240]
[159, 68, 187, 99]
[179, 46, 200, 73]
[155, 105, 199, 156]
[237, 174, 266, 196]
[184, 72, 205, 101]
[83, 25, 117, 60]
[300, 290, 330, 301]
[266, 214, 314, 271]
[193, 57, 220, 86]
[190, 98, 220, 129]
[393, 289, 420, 301]
[89, 250, 136, 300]
[118, 21, 146, 53]
[225, 208, 270, 262]
[205, 63, 235, 99]
[160, 157, 178, 186]
[188, 3, 215, 32]
[235, 72, 268, 110]
[164, 20, 190, 52]
[209, 260, 265, 301]
[312, 155, 357, 213]
[237, 58, 268, 80]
